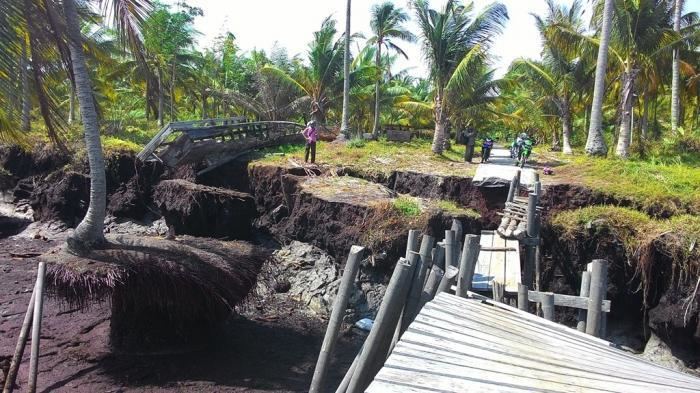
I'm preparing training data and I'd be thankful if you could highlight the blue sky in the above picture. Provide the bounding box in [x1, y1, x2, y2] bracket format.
[169, 0, 700, 78]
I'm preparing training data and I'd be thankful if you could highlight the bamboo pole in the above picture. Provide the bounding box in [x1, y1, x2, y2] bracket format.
[456, 234, 480, 297]
[27, 262, 46, 393]
[2, 287, 36, 393]
[542, 292, 555, 321]
[346, 257, 415, 393]
[586, 259, 607, 337]
[576, 271, 591, 332]
[310, 246, 366, 393]
[436, 266, 459, 294]
[517, 284, 529, 312]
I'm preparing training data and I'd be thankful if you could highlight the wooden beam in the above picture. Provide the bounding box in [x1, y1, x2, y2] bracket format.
[527, 290, 611, 312]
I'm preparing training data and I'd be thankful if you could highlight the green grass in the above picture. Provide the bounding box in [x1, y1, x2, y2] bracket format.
[393, 196, 422, 216]
[435, 200, 480, 218]
[254, 138, 474, 177]
[542, 152, 700, 215]
[347, 137, 366, 148]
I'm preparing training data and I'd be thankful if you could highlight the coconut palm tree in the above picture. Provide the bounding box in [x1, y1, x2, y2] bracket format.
[412, 0, 508, 154]
[368, 2, 415, 136]
[671, 0, 684, 133]
[262, 17, 347, 125]
[341, 0, 352, 136]
[0, 0, 150, 251]
[586, 0, 614, 156]
[512, 0, 590, 154]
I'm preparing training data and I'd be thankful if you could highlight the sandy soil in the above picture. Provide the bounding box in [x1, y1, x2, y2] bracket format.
[0, 236, 363, 393]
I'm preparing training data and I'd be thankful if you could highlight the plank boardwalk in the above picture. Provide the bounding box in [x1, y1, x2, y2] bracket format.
[366, 293, 700, 393]
[472, 230, 521, 293]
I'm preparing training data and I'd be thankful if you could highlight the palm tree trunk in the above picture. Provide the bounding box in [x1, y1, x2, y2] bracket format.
[68, 81, 76, 125]
[671, 0, 683, 133]
[145, 78, 150, 121]
[640, 91, 649, 140]
[561, 99, 573, 155]
[20, 39, 31, 132]
[63, 0, 106, 249]
[615, 67, 639, 158]
[157, 68, 164, 127]
[170, 59, 175, 122]
[432, 92, 446, 154]
[340, 0, 352, 137]
[372, 43, 382, 136]
[585, 0, 614, 156]
[202, 90, 207, 119]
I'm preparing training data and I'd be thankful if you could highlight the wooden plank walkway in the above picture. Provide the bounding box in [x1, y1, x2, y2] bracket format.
[472, 230, 521, 293]
[367, 293, 700, 392]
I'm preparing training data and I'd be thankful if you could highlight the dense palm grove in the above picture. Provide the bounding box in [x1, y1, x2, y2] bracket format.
[0, 0, 698, 247]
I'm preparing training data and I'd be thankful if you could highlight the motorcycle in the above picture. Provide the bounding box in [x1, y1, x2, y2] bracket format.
[510, 140, 521, 160]
[481, 138, 494, 163]
[518, 140, 534, 168]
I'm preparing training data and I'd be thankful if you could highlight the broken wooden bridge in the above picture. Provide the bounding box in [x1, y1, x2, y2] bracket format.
[136, 117, 305, 172]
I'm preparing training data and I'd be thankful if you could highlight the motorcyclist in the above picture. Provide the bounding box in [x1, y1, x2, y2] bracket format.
[511, 132, 529, 159]
[481, 137, 494, 163]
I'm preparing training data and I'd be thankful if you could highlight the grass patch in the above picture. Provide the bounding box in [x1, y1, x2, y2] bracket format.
[102, 136, 142, 153]
[392, 196, 422, 216]
[435, 200, 480, 218]
[541, 151, 700, 215]
[254, 138, 474, 177]
[347, 137, 366, 148]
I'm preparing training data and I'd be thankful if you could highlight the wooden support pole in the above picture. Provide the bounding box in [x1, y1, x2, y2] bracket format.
[576, 271, 591, 332]
[3, 287, 36, 393]
[523, 192, 538, 288]
[542, 292, 555, 321]
[401, 235, 435, 330]
[450, 220, 463, 247]
[405, 229, 420, 259]
[456, 234, 480, 297]
[419, 266, 445, 309]
[28, 262, 46, 393]
[390, 252, 420, 349]
[310, 246, 365, 393]
[600, 268, 609, 339]
[534, 213, 542, 291]
[432, 243, 445, 270]
[507, 171, 520, 202]
[491, 282, 505, 303]
[347, 257, 415, 393]
[335, 346, 362, 393]
[517, 284, 529, 312]
[586, 259, 607, 338]
[443, 230, 457, 269]
[436, 266, 459, 294]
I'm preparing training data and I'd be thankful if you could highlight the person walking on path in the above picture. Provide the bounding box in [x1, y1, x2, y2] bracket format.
[463, 127, 477, 162]
[303, 120, 318, 164]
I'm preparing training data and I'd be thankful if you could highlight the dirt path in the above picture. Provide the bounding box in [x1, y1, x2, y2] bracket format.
[0, 235, 362, 392]
[472, 146, 537, 187]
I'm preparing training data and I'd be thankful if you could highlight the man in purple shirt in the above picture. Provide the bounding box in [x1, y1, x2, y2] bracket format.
[302, 120, 318, 163]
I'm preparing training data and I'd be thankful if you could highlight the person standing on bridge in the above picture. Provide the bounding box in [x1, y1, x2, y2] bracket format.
[303, 120, 318, 164]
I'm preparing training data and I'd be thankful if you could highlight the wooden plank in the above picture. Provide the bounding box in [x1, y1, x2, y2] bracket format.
[472, 230, 495, 290]
[527, 290, 611, 313]
[433, 296, 700, 383]
[504, 237, 521, 293]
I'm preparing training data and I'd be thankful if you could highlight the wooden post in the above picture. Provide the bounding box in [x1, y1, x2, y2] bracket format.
[405, 230, 420, 259]
[436, 266, 460, 294]
[433, 243, 445, 270]
[419, 266, 445, 308]
[456, 234, 480, 297]
[347, 257, 415, 393]
[401, 235, 435, 331]
[450, 220, 463, 247]
[586, 259, 607, 337]
[310, 246, 366, 393]
[523, 192, 538, 288]
[542, 292, 555, 321]
[28, 262, 46, 393]
[517, 284, 529, 312]
[576, 271, 591, 332]
[600, 269, 608, 338]
[507, 171, 521, 202]
[390, 252, 420, 349]
[491, 282, 505, 303]
[3, 287, 36, 393]
[534, 213, 542, 292]
[443, 230, 457, 269]
[335, 346, 362, 393]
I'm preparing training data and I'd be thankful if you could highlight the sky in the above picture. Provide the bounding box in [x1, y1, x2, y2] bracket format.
[168, 0, 700, 78]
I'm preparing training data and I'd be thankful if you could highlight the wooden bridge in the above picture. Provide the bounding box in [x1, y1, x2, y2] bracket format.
[136, 117, 305, 172]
